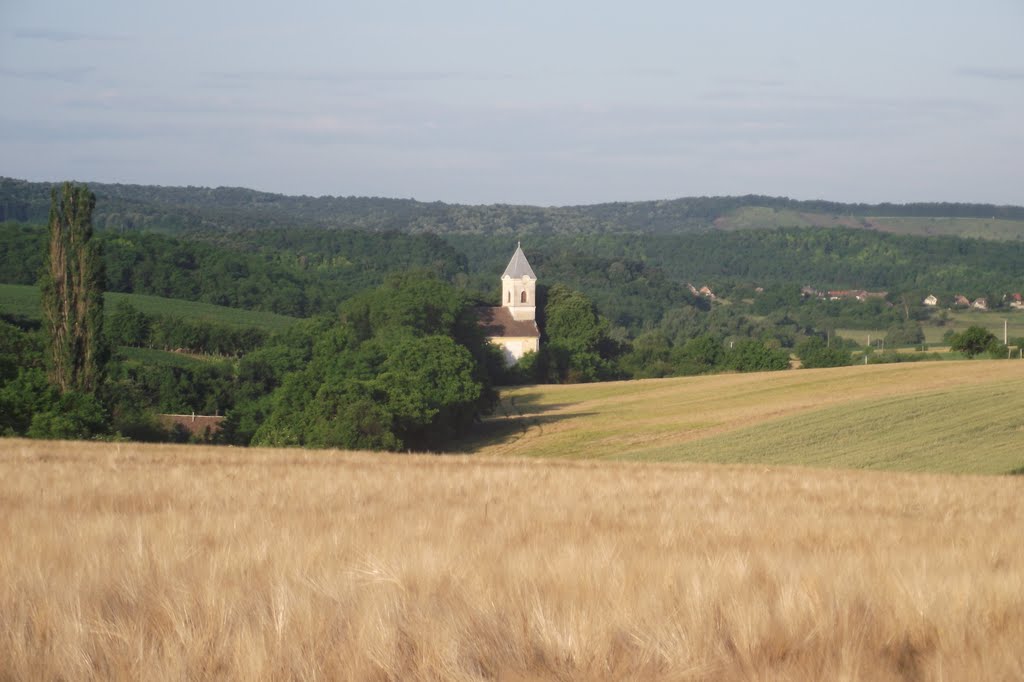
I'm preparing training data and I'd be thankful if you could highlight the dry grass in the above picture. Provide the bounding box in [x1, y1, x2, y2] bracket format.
[2, 438, 1022, 680]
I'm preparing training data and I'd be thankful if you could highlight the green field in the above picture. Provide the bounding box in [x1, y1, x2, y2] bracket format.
[468, 360, 1024, 475]
[116, 346, 225, 368]
[717, 208, 1024, 241]
[835, 309, 1024, 349]
[0, 283, 299, 332]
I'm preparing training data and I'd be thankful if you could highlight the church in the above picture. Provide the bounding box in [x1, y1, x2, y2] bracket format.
[477, 243, 541, 366]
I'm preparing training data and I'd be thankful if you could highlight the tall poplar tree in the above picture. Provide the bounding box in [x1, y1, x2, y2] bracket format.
[41, 182, 106, 393]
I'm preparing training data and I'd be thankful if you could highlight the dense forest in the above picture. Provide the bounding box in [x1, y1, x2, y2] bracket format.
[0, 222, 465, 317]
[5, 221, 1024, 331]
[4, 176, 1024, 236]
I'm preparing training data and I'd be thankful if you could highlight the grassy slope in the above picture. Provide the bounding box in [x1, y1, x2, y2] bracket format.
[117, 346, 224, 368]
[0, 283, 298, 332]
[470, 361, 1024, 474]
[717, 207, 1024, 240]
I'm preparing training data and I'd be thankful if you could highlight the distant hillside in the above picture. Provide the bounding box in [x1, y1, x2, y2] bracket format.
[715, 207, 1024, 241]
[0, 283, 298, 333]
[4, 177, 1024, 240]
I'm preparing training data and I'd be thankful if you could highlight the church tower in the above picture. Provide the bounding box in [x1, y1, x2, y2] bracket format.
[478, 243, 540, 366]
[501, 242, 536, 321]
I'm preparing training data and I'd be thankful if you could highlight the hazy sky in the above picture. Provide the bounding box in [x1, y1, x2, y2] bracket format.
[2, 1, 1022, 206]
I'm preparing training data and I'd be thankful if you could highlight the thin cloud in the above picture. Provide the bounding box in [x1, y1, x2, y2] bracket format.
[13, 28, 125, 42]
[0, 66, 94, 83]
[208, 69, 514, 86]
[627, 67, 680, 78]
[720, 77, 786, 88]
[0, 117, 152, 143]
[958, 66, 1024, 82]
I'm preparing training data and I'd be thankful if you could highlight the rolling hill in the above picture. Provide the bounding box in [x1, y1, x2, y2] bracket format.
[467, 360, 1024, 475]
[4, 176, 1024, 240]
[0, 283, 298, 332]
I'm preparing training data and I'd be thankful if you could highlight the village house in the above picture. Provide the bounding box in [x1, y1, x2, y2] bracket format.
[477, 243, 541, 366]
[157, 412, 224, 441]
[972, 297, 988, 311]
[698, 285, 717, 300]
[923, 294, 939, 306]
[687, 283, 717, 300]
[1010, 293, 1024, 310]
[953, 294, 971, 307]
[827, 289, 888, 302]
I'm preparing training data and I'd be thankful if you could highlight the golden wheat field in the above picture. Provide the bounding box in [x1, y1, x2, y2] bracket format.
[2, 438, 1022, 680]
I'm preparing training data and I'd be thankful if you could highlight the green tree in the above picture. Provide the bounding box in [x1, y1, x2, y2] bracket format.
[884, 321, 924, 347]
[672, 334, 724, 375]
[542, 284, 621, 382]
[377, 335, 482, 449]
[26, 389, 107, 439]
[41, 183, 106, 393]
[949, 326, 999, 358]
[106, 301, 151, 347]
[619, 330, 673, 378]
[253, 274, 494, 451]
[0, 369, 57, 435]
[725, 339, 790, 372]
[545, 284, 609, 355]
[796, 336, 852, 369]
[0, 319, 43, 383]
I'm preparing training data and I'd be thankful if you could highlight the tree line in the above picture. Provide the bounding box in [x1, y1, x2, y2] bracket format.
[107, 301, 266, 356]
[6, 221, 1024, 335]
[0, 222, 466, 317]
[4, 176, 1024, 235]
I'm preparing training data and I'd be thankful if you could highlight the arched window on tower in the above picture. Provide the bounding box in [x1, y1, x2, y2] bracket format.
[521, 291, 527, 303]
[507, 291, 511, 303]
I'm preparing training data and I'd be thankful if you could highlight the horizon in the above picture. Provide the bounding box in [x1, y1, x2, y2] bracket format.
[2, 2, 1023, 206]
[7, 174, 1024, 211]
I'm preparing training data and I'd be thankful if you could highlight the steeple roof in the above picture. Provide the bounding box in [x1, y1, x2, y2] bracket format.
[501, 242, 536, 279]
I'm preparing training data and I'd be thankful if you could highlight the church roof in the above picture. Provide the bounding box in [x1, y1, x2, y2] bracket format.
[502, 243, 536, 279]
[476, 306, 540, 338]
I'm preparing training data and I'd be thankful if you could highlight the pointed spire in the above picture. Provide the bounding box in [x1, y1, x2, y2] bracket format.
[502, 243, 536, 279]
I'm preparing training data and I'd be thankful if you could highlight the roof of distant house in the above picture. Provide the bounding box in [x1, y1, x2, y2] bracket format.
[502, 243, 536, 279]
[157, 413, 224, 437]
[476, 306, 540, 338]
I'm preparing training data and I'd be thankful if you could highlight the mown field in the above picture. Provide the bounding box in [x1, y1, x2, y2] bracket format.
[0, 283, 298, 332]
[470, 360, 1024, 474]
[2, 439, 1022, 680]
